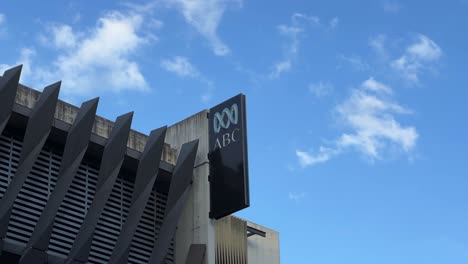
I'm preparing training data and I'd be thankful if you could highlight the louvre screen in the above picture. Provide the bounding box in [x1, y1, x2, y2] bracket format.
[214, 216, 248, 264]
[0, 131, 174, 263]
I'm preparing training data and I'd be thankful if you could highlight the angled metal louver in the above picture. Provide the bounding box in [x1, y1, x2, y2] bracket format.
[0, 132, 174, 264]
[0, 65, 22, 135]
[0, 76, 182, 264]
[0, 82, 60, 251]
[64, 112, 133, 264]
[128, 187, 173, 264]
[148, 140, 199, 264]
[19, 98, 99, 264]
[108, 126, 167, 264]
[48, 159, 98, 259]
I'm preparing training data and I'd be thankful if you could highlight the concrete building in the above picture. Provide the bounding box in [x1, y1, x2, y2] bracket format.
[0, 65, 279, 263]
[246, 220, 280, 264]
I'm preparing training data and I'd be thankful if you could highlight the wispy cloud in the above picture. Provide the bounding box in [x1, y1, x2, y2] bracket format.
[49, 24, 78, 49]
[270, 13, 337, 79]
[391, 34, 442, 83]
[297, 147, 338, 167]
[329, 17, 339, 29]
[48, 12, 150, 95]
[160, 56, 199, 77]
[164, 0, 242, 56]
[297, 78, 418, 167]
[362, 77, 392, 94]
[0, 13, 6, 37]
[149, 18, 164, 30]
[369, 34, 388, 59]
[288, 192, 307, 202]
[309, 81, 333, 98]
[7, 10, 156, 96]
[406, 34, 442, 61]
[335, 82, 417, 158]
[160, 55, 215, 103]
[0, 48, 35, 82]
[338, 54, 369, 71]
[382, 1, 401, 13]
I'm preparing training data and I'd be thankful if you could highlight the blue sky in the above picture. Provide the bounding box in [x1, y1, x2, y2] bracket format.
[1, 0, 468, 263]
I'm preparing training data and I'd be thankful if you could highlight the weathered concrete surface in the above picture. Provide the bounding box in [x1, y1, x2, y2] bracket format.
[9, 83, 177, 164]
[165, 111, 209, 167]
[165, 110, 215, 264]
[214, 216, 248, 264]
[246, 221, 280, 264]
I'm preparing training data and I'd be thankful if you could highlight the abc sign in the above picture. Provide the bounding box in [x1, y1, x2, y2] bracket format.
[213, 104, 238, 133]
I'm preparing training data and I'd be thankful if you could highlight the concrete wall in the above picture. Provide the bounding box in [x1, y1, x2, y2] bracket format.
[214, 216, 247, 264]
[246, 221, 280, 264]
[164, 110, 215, 264]
[12, 84, 177, 164]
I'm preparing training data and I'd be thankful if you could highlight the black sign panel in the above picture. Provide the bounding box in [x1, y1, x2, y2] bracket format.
[209, 94, 249, 220]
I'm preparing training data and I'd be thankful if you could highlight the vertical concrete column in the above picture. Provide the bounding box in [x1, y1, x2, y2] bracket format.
[165, 110, 215, 264]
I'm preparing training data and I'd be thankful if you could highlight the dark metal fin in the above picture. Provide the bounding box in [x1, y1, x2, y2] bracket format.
[20, 98, 99, 262]
[0, 65, 22, 134]
[148, 140, 199, 264]
[0, 82, 60, 244]
[64, 112, 133, 263]
[108, 126, 167, 263]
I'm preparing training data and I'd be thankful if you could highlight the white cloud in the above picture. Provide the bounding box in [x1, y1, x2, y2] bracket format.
[160, 55, 215, 103]
[369, 34, 387, 58]
[0, 48, 35, 83]
[149, 18, 164, 30]
[271, 60, 292, 79]
[329, 17, 339, 29]
[277, 24, 303, 38]
[382, 1, 401, 13]
[338, 54, 369, 71]
[296, 147, 338, 167]
[165, 0, 241, 56]
[201, 92, 212, 103]
[50, 24, 77, 49]
[54, 12, 149, 95]
[391, 34, 442, 83]
[22, 11, 150, 96]
[0, 13, 6, 37]
[270, 13, 339, 78]
[309, 81, 333, 97]
[270, 13, 322, 79]
[297, 78, 417, 167]
[335, 88, 417, 157]
[391, 56, 418, 82]
[362, 77, 392, 94]
[160, 56, 199, 77]
[288, 192, 307, 202]
[72, 13, 82, 24]
[406, 35, 442, 61]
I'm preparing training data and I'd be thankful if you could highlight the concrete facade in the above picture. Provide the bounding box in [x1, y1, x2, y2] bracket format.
[13, 83, 177, 164]
[0, 73, 181, 263]
[165, 111, 281, 264]
[165, 111, 216, 264]
[3, 74, 281, 264]
[246, 221, 280, 264]
[214, 216, 248, 264]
